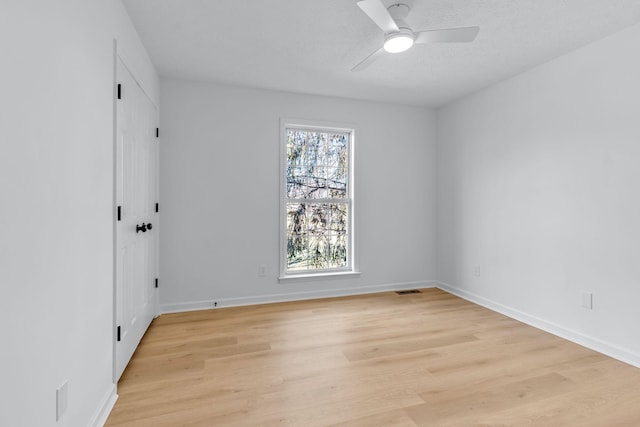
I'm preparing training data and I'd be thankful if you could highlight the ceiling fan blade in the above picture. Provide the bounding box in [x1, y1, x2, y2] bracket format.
[357, 0, 399, 33]
[351, 47, 385, 72]
[415, 26, 480, 44]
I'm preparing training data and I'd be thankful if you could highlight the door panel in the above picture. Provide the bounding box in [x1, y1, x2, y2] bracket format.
[115, 57, 158, 380]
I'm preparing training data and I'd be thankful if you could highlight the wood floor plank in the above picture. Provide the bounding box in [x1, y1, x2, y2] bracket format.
[407, 372, 575, 426]
[328, 409, 418, 427]
[342, 333, 477, 362]
[106, 289, 640, 426]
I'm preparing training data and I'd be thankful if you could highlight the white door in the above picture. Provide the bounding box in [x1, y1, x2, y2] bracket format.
[115, 56, 159, 380]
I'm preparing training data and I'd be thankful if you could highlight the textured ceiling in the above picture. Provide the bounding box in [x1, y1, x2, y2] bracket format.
[122, 0, 640, 107]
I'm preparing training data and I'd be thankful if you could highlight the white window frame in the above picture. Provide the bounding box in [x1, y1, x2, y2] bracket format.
[279, 118, 358, 281]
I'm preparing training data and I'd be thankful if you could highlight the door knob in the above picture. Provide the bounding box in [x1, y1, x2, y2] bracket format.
[136, 223, 147, 233]
[146, 223, 152, 231]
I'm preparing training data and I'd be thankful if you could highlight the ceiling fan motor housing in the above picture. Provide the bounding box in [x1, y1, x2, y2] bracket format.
[384, 3, 415, 52]
[387, 3, 411, 21]
[384, 27, 414, 52]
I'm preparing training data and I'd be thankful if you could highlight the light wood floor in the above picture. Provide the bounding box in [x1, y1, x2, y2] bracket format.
[106, 288, 640, 426]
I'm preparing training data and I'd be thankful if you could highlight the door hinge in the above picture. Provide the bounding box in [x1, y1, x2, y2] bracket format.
[117, 326, 121, 342]
[155, 278, 158, 289]
[155, 202, 159, 213]
[117, 83, 121, 100]
[117, 206, 122, 221]
[156, 128, 159, 138]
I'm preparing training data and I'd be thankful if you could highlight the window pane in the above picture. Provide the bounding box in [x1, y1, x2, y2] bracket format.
[307, 203, 329, 236]
[315, 133, 329, 166]
[328, 202, 348, 268]
[329, 203, 348, 233]
[286, 129, 349, 200]
[287, 202, 348, 271]
[327, 168, 347, 198]
[305, 132, 320, 165]
[306, 171, 327, 199]
[327, 135, 346, 167]
[287, 203, 307, 235]
[287, 233, 308, 271]
[308, 234, 329, 269]
[328, 234, 347, 268]
[307, 179, 329, 199]
[286, 174, 304, 199]
[287, 132, 307, 165]
[287, 203, 308, 271]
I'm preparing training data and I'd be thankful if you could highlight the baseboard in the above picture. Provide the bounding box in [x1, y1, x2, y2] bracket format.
[437, 281, 640, 368]
[160, 280, 436, 314]
[89, 383, 118, 427]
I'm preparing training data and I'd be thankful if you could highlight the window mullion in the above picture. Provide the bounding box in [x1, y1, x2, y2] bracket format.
[286, 198, 350, 204]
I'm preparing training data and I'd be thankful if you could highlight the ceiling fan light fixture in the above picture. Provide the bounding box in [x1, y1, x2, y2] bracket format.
[383, 31, 414, 53]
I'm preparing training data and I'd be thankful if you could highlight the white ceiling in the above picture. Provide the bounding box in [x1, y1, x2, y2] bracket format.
[122, 0, 640, 108]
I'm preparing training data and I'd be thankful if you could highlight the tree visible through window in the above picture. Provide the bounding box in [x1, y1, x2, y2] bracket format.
[282, 123, 353, 275]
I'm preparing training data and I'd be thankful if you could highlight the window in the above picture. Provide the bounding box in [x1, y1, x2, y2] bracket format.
[280, 120, 355, 278]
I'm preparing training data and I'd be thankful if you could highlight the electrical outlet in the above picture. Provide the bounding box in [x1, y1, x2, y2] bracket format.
[581, 291, 593, 310]
[56, 380, 68, 421]
[258, 265, 266, 277]
[474, 265, 481, 277]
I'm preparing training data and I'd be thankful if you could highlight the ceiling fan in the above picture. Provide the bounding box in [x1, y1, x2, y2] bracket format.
[353, 0, 480, 71]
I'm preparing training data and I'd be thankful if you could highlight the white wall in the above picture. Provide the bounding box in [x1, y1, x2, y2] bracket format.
[437, 23, 640, 366]
[159, 80, 437, 311]
[0, 1, 158, 426]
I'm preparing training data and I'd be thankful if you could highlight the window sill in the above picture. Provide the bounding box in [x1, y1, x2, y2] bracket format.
[278, 271, 361, 283]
